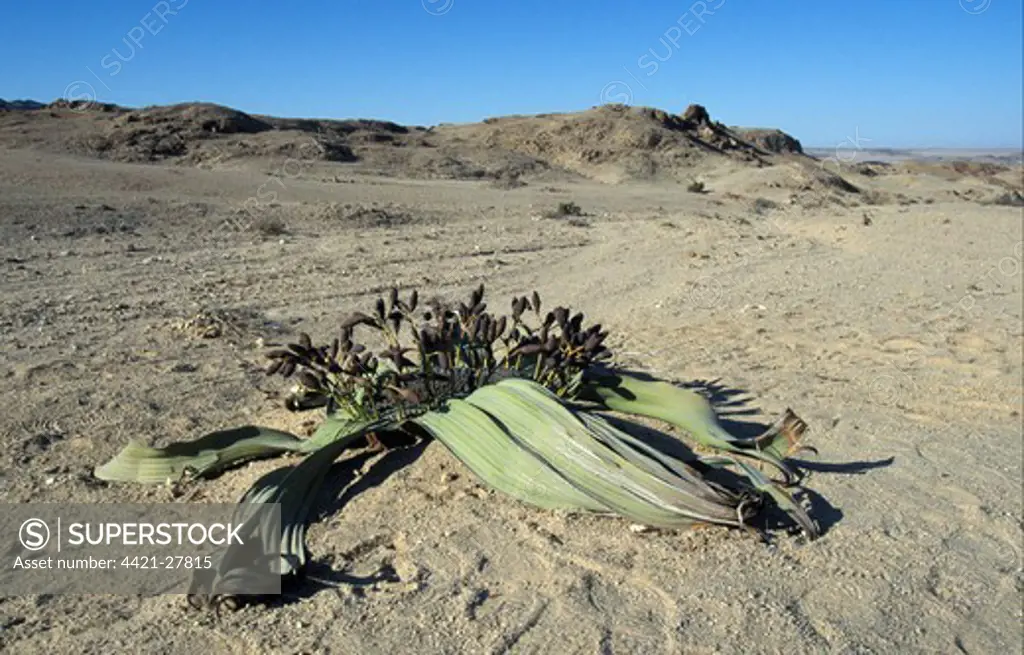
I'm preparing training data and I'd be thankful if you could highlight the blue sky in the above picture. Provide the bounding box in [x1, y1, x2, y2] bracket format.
[1, 1, 1021, 148]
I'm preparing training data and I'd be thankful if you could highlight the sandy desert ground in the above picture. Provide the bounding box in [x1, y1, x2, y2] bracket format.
[0, 102, 1021, 654]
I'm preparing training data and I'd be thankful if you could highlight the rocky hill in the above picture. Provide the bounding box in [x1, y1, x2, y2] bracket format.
[0, 100, 820, 185]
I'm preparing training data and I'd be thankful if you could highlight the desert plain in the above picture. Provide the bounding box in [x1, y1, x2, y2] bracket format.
[0, 101, 1021, 654]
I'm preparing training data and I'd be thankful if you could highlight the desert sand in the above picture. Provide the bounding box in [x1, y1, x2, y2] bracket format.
[0, 101, 1021, 654]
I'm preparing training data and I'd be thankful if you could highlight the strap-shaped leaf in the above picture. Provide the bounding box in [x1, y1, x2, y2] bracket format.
[94, 411, 376, 485]
[465, 379, 745, 528]
[190, 418, 384, 601]
[579, 373, 802, 485]
[94, 426, 311, 484]
[414, 399, 604, 511]
[573, 410, 742, 506]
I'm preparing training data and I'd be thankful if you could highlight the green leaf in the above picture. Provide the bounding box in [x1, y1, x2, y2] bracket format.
[303, 414, 363, 451]
[94, 426, 311, 484]
[579, 373, 801, 484]
[463, 378, 746, 528]
[413, 399, 603, 511]
[574, 410, 741, 506]
[191, 418, 385, 599]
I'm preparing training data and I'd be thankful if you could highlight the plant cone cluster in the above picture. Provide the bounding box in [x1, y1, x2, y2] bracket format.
[95, 284, 820, 613]
[263, 284, 612, 421]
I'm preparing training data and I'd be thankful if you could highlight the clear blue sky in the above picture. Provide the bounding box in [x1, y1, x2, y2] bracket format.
[1, 0, 1021, 148]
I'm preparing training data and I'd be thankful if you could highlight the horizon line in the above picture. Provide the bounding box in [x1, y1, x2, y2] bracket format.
[3, 95, 1021, 152]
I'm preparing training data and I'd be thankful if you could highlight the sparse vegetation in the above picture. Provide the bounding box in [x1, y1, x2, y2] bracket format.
[986, 190, 1024, 207]
[860, 189, 889, 206]
[253, 216, 288, 237]
[544, 200, 585, 218]
[686, 179, 707, 194]
[752, 197, 778, 214]
[490, 171, 527, 189]
[6, 90, 1024, 655]
[558, 200, 584, 216]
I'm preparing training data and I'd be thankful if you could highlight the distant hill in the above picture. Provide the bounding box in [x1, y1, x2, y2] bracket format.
[0, 98, 46, 111]
[805, 147, 1023, 166]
